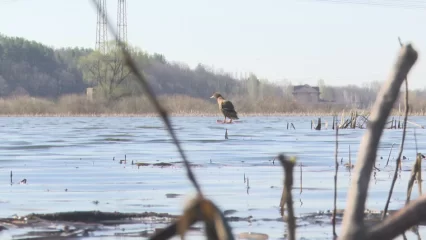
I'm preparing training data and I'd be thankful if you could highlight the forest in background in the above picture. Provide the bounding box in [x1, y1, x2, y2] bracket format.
[1, 33, 426, 115]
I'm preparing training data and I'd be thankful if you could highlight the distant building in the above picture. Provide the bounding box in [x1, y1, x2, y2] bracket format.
[292, 84, 320, 103]
[86, 87, 94, 101]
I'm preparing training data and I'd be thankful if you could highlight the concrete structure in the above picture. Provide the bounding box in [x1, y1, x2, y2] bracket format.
[292, 84, 320, 103]
[86, 87, 94, 101]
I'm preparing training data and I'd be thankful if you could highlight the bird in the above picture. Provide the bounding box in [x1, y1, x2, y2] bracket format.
[210, 92, 239, 123]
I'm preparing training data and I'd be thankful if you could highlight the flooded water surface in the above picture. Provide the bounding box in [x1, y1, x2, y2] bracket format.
[1, 116, 426, 239]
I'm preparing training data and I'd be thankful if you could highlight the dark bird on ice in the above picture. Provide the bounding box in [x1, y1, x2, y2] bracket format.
[210, 92, 239, 123]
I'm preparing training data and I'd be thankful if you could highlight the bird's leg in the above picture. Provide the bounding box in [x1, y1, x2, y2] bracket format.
[229, 119, 233, 123]
[223, 116, 227, 124]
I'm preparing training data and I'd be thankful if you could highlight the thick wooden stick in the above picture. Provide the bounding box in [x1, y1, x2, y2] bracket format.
[382, 37, 410, 219]
[367, 195, 426, 240]
[339, 44, 418, 240]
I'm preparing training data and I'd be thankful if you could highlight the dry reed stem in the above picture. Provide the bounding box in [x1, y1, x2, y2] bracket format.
[348, 145, 351, 169]
[339, 43, 418, 240]
[400, 153, 423, 238]
[382, 37, 410, 219]
[90, 0, 203, 196]
[300, 163, 303, 194]
[150, 197, 235, 240]
[332, 125, 339, 238]
[385, 143, 396, 167]
[177, 197, 235, 240]
[278, 154, 296, 240]
[406, 154, 423, 204]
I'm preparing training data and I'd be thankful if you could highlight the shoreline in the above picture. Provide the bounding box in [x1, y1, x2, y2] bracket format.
[0, 111, 423, 117]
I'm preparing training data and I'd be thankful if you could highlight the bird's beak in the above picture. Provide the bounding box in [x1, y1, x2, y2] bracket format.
[210, 95, 215, 98]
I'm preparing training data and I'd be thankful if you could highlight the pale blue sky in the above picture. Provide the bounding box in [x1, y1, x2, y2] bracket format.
[0, 0, 425, 89]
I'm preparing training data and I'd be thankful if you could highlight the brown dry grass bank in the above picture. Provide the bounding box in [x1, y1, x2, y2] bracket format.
[0, 94, 423, 117]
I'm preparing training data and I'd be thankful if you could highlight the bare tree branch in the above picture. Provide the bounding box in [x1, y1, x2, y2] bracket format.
[382, 37, 410, 219]
[366, 195, 426, 240]
[340, 44, 418, 240]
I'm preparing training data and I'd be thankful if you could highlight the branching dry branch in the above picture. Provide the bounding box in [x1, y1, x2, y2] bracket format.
[382, 37, 410, 219]
[340, 43, 418, 240]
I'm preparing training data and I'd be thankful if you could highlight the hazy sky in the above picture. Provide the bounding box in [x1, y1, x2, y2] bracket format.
[0, 0, 425, 89]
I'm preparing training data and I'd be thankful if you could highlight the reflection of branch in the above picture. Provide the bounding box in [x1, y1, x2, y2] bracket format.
[340, 44, 418, 239]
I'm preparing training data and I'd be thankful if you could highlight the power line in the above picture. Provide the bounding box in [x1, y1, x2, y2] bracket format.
[298, 0, 426, 10]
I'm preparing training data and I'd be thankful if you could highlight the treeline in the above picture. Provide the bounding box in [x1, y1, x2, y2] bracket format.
[0, 34, 284, 101]
[0, 33, 424, 113]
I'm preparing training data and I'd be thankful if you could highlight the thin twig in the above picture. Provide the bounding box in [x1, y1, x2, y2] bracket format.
[89, 0, 203, 196]
[332, 125, 339, 237]
[382, 37, 410, 219]
[340, 43, 418, 240]
[385, 143, 395, 167]
[300, 163, 303, 194]
[414, 128, 418, 156]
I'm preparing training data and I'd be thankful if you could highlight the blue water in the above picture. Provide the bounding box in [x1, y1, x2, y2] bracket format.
[0, 116, 425, 239]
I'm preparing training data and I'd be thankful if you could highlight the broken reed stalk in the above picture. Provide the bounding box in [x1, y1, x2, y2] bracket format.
[385, 143, 396, 167]
[348, 145, 351, 169]
[278, 154, 296, 240]
[90, 0, 203, 197]
[382, 156, 404, 220]
[332, 125, 339, 237]
[339, 43, 418, 240]
[382, 38, 410, 219]
[406, 154, 423, 204]
[300, 163, 302, 194]
[315, 118, 321, 130]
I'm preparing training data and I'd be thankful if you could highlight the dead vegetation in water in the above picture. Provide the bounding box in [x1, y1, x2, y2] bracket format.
[129, 160, 202, 168]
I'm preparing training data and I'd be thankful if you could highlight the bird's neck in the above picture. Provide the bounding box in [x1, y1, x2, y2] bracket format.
[217, 97, 225, 104]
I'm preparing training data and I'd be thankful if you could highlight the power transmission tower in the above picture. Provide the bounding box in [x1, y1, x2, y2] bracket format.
[117, 0, 128, 46]
[95, 0, 108, 54]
